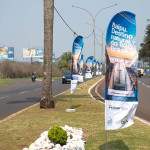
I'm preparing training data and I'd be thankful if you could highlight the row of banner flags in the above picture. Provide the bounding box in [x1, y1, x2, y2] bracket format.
[71, 36, 103, 94]
[71, 11, 138, 131]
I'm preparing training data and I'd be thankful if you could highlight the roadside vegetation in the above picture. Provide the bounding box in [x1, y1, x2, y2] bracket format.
[0, 61, 62, 79]
[0, 76, 150, 150]
[0, 79, 15, 86]
[58, 52, 71, 72]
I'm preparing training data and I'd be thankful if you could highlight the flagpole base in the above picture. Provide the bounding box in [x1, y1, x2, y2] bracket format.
[66, 109, 76, 112]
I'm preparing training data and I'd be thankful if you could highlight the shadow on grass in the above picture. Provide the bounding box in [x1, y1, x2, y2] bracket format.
[71, 105, 81, 109]
[99, 140, 129, 150]
[54, 94, 90, 103]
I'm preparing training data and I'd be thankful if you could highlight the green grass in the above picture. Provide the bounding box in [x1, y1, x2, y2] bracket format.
[0, 80, 15, 86]
[37, 76, 62, 81]
[52, 76, 62, 80]
[0, 76, 150, 150]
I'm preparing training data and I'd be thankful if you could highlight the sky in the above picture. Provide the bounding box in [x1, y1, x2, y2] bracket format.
[0, 0, 150, 62]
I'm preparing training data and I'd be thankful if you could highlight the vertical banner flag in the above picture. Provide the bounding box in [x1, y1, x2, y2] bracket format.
[71, 36, 84, 94]
[105, 11, 138, 130]
[85, 56, 93, 79]
[96, 61, 99, 76]
[52, 53, 55, 62]
[78, 54, 84, 83]
[0, 47, 14, 60]
[99, 62, 103, 75]
[92, 59, 96, 76]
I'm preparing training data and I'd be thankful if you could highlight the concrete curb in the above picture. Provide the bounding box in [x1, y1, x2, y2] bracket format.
[88, 76, 150, 126]
[0, 89, 70, 124]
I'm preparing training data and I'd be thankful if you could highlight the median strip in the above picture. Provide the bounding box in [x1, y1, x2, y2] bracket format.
[0, 76, 150, 150]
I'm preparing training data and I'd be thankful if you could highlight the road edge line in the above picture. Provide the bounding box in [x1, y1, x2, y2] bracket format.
[88, 76, 105, 105]
[88, 76, 150, 126]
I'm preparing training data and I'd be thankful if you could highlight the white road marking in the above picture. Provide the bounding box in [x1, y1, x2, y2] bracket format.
[19, 91, 28, 94]
[0, 96, 9, 100]
[88, 77, 150, 126]
[95, 80, 104, 101]
[88, 76, 105, 105]
[147, 86, 150, 88]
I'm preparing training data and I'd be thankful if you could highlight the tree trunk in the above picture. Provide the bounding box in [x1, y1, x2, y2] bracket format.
[40, 0, 54, 108]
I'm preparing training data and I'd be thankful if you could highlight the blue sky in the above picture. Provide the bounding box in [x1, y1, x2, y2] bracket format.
[0, 0, 150, 61]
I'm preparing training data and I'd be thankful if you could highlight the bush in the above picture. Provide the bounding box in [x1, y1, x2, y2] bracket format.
[48, 126, 68, 145]
[0, 61, 62, 78]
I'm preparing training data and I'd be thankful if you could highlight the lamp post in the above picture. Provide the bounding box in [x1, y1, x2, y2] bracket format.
[86, 23, 107, 62]
[72, 4, 118, 59]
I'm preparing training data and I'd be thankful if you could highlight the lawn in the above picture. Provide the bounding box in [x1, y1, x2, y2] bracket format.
[0, 80, 15, 86]
[0, 76, 150, 150]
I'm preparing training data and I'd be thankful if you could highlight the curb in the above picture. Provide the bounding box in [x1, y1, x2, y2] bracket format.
[88, 76, 150, 126]
[0, 89, 70, 124]
[88, 76, 105, 104]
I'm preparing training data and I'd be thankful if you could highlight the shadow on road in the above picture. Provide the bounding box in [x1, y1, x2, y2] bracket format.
[99, 140, 129, 150]
[7, 97, 40, 104]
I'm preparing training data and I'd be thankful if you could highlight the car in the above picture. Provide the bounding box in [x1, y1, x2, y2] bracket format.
[62, 70, 71, 84]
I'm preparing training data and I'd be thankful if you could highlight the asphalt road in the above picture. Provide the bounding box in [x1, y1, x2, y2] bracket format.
[91, 76, 150, 123]
[0, 79, 70, 120]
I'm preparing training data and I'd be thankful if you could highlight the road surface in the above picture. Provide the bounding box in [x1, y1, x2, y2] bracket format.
[91, 76, 150, 123]
[0, 79, 70, 120]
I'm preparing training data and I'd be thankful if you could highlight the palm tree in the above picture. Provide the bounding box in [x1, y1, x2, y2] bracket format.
[40, 0, 54, 108]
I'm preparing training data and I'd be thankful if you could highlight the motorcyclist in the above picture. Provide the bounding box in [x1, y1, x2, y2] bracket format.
[31, 72, 36, 82]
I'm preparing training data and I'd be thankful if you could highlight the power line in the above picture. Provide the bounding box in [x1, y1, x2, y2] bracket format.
[54, 7, 77, 35]
[54, 7, 93, 39]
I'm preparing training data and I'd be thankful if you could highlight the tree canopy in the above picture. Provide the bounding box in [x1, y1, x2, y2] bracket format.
[139, 24, 150, 59]
[58, 52, 71, 71]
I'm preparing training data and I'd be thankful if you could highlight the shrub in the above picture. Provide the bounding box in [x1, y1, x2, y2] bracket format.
[48, 126, 68, 145]
[0, 61, 62, 78]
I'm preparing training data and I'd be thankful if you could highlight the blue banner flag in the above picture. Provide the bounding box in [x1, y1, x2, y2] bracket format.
[105, 11, 138, 130]
[96, 61, 99, 76]
[78, 55, 84, 83]
[85, 56, 93, 79]
[52, 53, 55, 62]
[71, 36, 84, 94]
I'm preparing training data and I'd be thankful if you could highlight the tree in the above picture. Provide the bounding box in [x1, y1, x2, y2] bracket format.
[40, 0, 54, 108]
[139, 24, 150, 60]
[58, 52, 71, 71]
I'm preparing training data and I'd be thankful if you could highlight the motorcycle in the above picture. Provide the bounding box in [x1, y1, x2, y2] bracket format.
[31, 75, 36, 82]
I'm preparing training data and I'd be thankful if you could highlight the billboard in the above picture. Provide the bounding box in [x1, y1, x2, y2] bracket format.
[105, 11, 138, 130]
[0, 47, 14, 60]
[23, 48, 43, 58]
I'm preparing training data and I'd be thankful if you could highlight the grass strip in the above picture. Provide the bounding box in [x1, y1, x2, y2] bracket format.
[0, 80, 15, 86]
[0, 76, 150, 150]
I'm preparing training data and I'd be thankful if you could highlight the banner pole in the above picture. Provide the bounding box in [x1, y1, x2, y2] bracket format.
[105, 130, 107, 150]
[70, 93, 72, 109]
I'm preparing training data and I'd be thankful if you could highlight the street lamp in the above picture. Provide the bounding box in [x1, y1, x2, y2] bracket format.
[72, 4, 118, 59]
[86, 23, 107, 62]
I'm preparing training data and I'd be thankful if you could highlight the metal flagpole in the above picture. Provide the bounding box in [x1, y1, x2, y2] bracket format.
[70, 93, 72, 109]
[105, 130, 107, 150]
